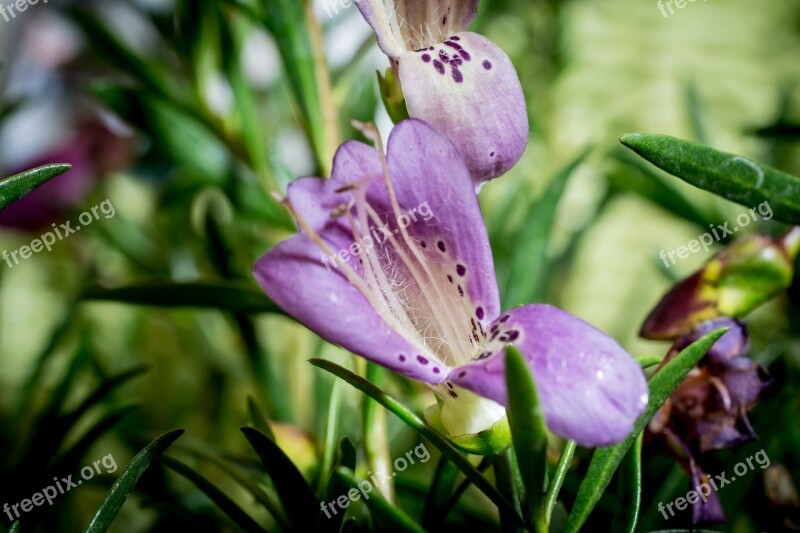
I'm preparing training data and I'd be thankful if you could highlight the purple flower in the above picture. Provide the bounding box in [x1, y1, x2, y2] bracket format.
[647, 318, 772, 523]
[355, 0, 528, 184]
[253, 120, 647, 448]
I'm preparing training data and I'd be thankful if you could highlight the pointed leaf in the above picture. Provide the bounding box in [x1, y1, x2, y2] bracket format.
[83, 282, 284, 315]
[180, 444, 289, 529]
[240, 426, 319, 531]
[86, 429, 184, 532]
[563, 328, 728, 532]
[610, 432, 642, 533]
[310, 358, 524, 527]
[505, 150, 590, 305]
[161, 456, 267, 533]
[53, 405, 138, 475]
[544, 440, 576, 525]
[505, 347, 548, 531]
[0, 164, 71, 211]
[620, 133, 800, 224]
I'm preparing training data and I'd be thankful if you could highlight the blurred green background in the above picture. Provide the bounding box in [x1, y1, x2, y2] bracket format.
[0, 0, 798, 531]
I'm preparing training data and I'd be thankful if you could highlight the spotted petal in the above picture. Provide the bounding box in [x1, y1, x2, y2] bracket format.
[254, 234, 450, 383]
[398, 32, 528, 183]
[449, 304, 649, 446]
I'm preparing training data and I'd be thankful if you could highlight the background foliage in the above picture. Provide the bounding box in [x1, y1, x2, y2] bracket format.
[1, 0, 798, 531]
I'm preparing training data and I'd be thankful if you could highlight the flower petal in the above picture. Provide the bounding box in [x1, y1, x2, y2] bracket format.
[253, 234, 449, 383]
[356, 0, 479, 57]
[398, 32, 528, 183]
[384, 119, 501, 323]
[449, 304, 649, 447]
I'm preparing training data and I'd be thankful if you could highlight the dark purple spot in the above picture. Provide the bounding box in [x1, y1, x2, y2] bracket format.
[508, 330, 520, 342]
[417, 355, 429, 365]
[429, 46, 434, 50]
[472, 332, 480, 343]
[458, 50, 471, 61]
[458, 371, 467, 378]
[451, 67, 463, 83]
[476, 307, 485, 320]
[456, 264, 466, 277]
[420, 240, 427, 248]
[421, 54, 431, 63]
[437, 241, 446, 252]
[433, 367, 441, 374]
[448, 389, 458, 398]
[450, 57, 463, 67]
[499, 315, 510, 323]
[398, 355, 406, 362]
[482, 60, 492, 70]
[491, 331, 499, 341]
[490, 151, 495, 157]
[447, 274, 453, 283]
[443, 40, 461, 50]
[447, 382, 454, 389]
[478, 351, 491, 360]
[457, 285, 465, 297]
[442, 15, 447, 24]
[452, 36, 461, 41]
[499, 333, 510, 342]
[433, 60, 445, 75]
[439, 50, 450, 63]
[470, 318, 477, 331]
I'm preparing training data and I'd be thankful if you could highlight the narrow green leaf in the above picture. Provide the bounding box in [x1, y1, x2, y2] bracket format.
[505, 347, 548, 532]
[323, 438, 357, 533]
[504, 150, 589, 305]
[421, 456, 459, 528]
[240, 426, 320, 531]
[439, 456, 496, 519]
[181, 444, 289, 530]
[620, 133, 800, 224]
[64, 367, 148, 428]
[563, 328, 727, 532]
[311, 358, 524, 527]
[0, 164, 71, 211]
[82, 282, 283, 315]
[248, 0, 335, 169]
[53, 405, 139, 475]
[69, 9, 175, 101]
[85, 429, 184, 532]
[161, 456, 267, 533]
[544, 440, 576, 525]
[319, 380, 342, 493]
[9, 522, 19, 533]
[335, 467, 426, 533]
[610, 432, 643, 533]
